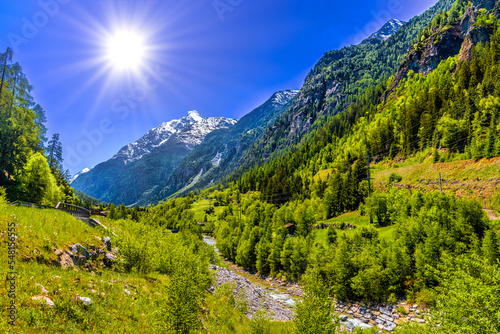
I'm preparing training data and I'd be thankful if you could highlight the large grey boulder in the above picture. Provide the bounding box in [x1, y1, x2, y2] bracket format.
[70, 244, 89, 259]
[104, 237, 112, 251]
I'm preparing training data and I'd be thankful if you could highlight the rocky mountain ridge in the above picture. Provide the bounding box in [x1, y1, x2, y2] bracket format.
[111, 111, 236, 165]
[71, 92, 297, 205]
[71, 111, 237, 204]
[140, 90, 299, 203]
[386, 0, 500, 97]
[364, 19, 406, 42]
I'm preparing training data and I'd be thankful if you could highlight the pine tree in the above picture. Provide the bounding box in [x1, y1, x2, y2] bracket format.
[0, 47, 13, 100]
[47, 133, 63, 175]
[482, 230, 499, 265]
[33, 104, 47, 150]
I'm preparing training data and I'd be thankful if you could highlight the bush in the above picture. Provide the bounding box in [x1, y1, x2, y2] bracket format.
[388, 173, 403, 186]
[0, 187, 7, 205]
[294, 269, 339, 334]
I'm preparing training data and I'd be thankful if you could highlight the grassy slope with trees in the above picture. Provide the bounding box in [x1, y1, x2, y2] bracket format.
[0, 47, 81, 207]
[3, 0, 500, 333]
[139, 1, 500, 332]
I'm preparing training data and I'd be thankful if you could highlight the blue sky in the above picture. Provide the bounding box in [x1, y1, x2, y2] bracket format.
[0, 0, 438, 175]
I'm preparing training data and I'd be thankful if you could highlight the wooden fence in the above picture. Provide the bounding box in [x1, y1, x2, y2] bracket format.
[55, 202, 91, 221]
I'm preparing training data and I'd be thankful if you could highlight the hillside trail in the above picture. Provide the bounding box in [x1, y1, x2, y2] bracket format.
[484, 209, 500, 220]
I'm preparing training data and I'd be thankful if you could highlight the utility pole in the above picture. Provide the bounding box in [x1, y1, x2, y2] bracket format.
[364, 152, 373, 196]
[364, 151, 374, 225]
[238, 175, 242, 225]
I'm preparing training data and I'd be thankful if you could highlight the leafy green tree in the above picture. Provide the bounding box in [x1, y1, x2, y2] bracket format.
[403, 254, 500, 333]
[108, 203, 117, 220]
[482, 230, 499, 265]
[161, 259, 204, 333]
[327, 226, 337, 245]
[20, 152, 63, 205]
[366, 192, 390, 227]
[294, 268, 339, 334]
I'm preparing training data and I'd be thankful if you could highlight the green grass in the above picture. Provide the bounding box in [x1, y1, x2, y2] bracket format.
[0, 204, 166, 333]
[0, 203, 294, 333]
[191, 198, 227, 223]
[314, 211, 396, 243]
[2, 205, 107, 263]
[372, 156, 500, 203]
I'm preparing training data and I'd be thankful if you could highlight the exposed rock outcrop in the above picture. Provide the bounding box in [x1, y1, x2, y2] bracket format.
[385, 0, 500, 99]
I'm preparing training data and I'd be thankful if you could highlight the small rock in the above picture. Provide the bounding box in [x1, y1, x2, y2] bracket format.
[60, 253, 74, 268]
[70, 244, 90, 259]
[75, 296, 93, 305]
[32, 295, 54, 307]
[104, 253, 117, 267]
[54, 249, 64, 256]
[104, 237, 112, 251]
[36, 283, 49, 295]
[124, 288, 131, 295]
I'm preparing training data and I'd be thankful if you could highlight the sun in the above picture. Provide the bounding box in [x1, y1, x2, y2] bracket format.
[106, 31, 145, 70]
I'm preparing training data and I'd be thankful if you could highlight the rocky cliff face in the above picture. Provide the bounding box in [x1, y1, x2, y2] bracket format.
[386, 0, 500, 97]
[389, 24, 464, 92]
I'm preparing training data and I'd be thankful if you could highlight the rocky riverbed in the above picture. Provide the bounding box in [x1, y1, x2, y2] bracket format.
[209, 264, 295, 321]
[204, 236, 427, 332]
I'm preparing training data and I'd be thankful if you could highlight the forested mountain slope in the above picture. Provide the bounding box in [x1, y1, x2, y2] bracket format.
[146, 90, 298, 204]
[71, 112, 237, 205]
[154, 3, 500, 326]
[238, 0, 456, 170]
[237, 0, 500, 209]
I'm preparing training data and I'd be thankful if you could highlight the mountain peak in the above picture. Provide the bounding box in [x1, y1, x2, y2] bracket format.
[364, 19, 406, 43]
[69, 167, 90, 184]
[187, 110, 203, 122]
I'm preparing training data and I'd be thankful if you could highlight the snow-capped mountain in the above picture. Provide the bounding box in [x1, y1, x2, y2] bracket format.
[367, 19, 406, 42]
[69, 167, 90, 184]
[112, 111, 237, 165]
[71, 111, 237, 204]
[268, 90, 299, 106]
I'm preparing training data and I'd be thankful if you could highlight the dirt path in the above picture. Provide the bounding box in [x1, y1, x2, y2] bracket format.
[484, 209, 500, 220]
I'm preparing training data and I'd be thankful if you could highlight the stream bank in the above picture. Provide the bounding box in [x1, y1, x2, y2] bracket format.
[204, 236, 427, 332]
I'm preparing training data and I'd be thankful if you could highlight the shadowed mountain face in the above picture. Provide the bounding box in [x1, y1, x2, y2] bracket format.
[72, 91, 298, 205]
[236, 0, 455, 167]
[71, 111, 237, 205]
[144, 90, 299, 204]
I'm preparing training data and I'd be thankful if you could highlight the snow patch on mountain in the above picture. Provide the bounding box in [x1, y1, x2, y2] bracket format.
[212, 152, 222, 166]
[70, 168, 90, 184]
[112, 111, 237, 165]
[366, 19, 406, 42]
[187, 110, 203, 122]
[271, 90, 299, 105]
